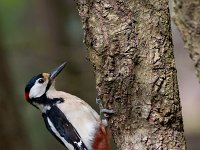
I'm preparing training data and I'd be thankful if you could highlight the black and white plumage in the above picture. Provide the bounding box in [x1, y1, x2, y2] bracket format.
[43, 105, 87, 150]
[24, 63, 109, 150]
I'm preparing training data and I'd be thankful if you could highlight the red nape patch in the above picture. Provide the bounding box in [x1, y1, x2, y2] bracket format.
[92, 124, 109, 150]
[24, 92, 29, 101]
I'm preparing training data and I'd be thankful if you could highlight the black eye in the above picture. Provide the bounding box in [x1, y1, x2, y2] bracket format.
[38, 79, 44, 84]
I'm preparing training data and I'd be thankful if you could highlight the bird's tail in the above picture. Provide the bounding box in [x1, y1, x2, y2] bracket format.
[92, 124, 109, 150]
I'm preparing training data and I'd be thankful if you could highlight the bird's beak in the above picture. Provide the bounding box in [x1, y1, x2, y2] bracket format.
[50, 62, 66, 81]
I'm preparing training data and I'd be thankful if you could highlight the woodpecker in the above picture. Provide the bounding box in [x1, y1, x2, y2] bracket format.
[24, 62, 114, 150]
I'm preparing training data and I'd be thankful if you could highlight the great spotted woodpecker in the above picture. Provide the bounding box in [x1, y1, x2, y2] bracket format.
[24, 62, 114, 150]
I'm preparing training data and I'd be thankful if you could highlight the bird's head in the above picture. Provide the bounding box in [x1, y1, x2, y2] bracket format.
[24, 62, 66, 102]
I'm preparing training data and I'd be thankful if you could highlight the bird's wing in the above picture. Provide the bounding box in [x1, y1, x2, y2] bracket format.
[42, 113, 66, 147]
[42, 105, 88, 150]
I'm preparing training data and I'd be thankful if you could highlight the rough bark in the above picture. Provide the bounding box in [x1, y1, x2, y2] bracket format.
[173, 0, 200, 81]
[75, 0, 186, 149]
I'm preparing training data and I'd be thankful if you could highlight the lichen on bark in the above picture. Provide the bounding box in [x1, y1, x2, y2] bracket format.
[75, 0, 186, 149]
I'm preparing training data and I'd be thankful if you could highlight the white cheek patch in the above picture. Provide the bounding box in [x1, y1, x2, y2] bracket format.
[29, 80, 48, 99]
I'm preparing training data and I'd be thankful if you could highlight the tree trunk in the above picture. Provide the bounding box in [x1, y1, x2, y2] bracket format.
[0, 27, 30, 150]
[75, 0, 186, 149]
[173, 0, 200, 81]
[34, 0, 67, 53]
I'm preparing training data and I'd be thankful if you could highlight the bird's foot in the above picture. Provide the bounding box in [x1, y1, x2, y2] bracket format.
[96, 96, 115, 126]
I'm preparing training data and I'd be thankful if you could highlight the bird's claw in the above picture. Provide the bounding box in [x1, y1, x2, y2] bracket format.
[96, 96, 115, 126]
[100, 108, 115, 118]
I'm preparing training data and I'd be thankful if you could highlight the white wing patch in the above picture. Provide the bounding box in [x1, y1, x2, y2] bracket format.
[47, 117, 74, 150]
[74, 141, 87, 150]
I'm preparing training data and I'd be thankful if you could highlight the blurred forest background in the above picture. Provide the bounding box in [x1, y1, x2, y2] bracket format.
[0, 0, 199, 150]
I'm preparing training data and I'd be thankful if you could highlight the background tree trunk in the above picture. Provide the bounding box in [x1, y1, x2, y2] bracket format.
[75, 0, 186, 149]
[173, 0, 200, 81]
[0, 26, 30, 150]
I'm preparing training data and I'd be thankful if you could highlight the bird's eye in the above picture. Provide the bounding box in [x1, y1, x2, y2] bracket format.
[38, 79, 45, 84]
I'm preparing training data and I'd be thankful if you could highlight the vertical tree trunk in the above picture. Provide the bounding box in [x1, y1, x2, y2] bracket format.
[34, 0, 66, 52]
[0, 27, 30, 150]
[32, 1, 69, 150]
[173, 0, 200, 81]
[75, 0, 186, 149]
